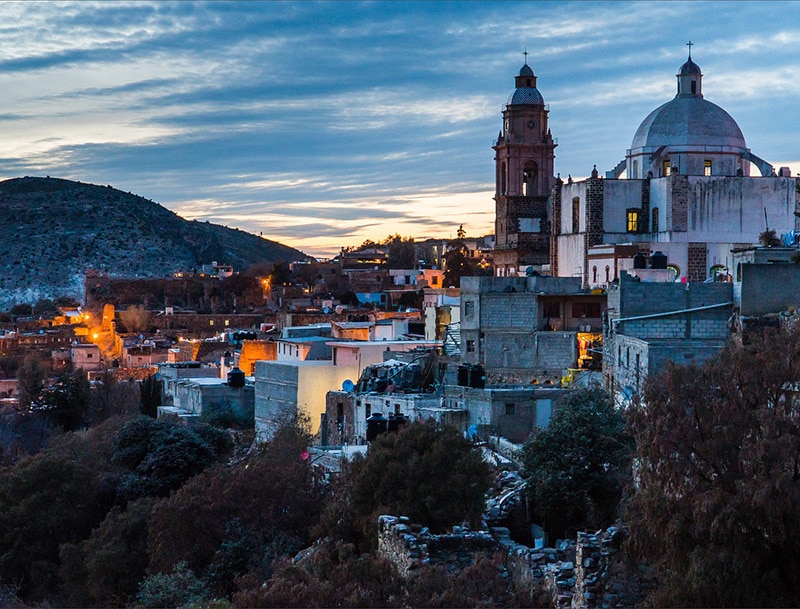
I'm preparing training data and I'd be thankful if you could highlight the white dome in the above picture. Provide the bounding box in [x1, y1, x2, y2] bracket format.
[630, 96, 747, 151]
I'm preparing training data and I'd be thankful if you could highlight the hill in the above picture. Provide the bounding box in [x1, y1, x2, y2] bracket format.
[0, 176, 309, 307]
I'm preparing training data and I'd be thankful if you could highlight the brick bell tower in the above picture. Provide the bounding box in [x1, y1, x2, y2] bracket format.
[493, 56, 557, 275]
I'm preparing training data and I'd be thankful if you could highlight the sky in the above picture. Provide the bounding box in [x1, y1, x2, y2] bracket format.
[1, 1, 799, 259]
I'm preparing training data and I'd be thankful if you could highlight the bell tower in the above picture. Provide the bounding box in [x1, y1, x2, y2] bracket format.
[493, 57, 556, 274]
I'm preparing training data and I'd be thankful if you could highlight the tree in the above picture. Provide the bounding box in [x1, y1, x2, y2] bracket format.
[35, 369, 91, 431]
[0, 455, 110, 601]
[112, 417, 232, 501]
[322, 420, 491, 550]
[147, 415, 323, 589]
[9, 303, 32, 317]
[443, 241, 471, 287]
[383, 234, 416, 269]
[522, 386, 632, 540]
[627, 326, 800, 606]
[139, 374, 161, 418]
[135, 562, 209, 609]
[16, 354, 46, 409]
[759, 228, 782, 247]
[118, 305, 150, 334]
[59, 498, 155, 607]
[269, 261, 292, 286]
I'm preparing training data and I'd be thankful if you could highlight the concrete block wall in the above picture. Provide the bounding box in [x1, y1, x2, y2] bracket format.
[254, 361, 299, 440]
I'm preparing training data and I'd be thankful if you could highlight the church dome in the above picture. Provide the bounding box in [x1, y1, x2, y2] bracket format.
[508, 61, 545, 106]
[518, 63, 534, 77]
[508, 87, 544, 106]
[679, 57, 701, 75]
[630, 96, 746, 150]
[630, 55, 746, 151]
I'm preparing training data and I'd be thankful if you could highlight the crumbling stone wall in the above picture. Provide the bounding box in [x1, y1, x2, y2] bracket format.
[378, 515, 654, 608]
[377, 515, 499, 578]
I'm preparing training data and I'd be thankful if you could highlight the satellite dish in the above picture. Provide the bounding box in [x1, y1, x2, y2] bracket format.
[342, 379, 355, 392]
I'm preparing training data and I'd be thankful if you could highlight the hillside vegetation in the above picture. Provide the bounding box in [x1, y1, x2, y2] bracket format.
[0, 176, 308, 306]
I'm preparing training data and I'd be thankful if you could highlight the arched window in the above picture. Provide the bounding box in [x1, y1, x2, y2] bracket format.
[500, 163, 507, 195]
[592, 266, 598, 284]
[667, 264, 681, 281]
[523, 161, 538, 196]
[605, 265, 610, 283]
[651, 207, 659, 233]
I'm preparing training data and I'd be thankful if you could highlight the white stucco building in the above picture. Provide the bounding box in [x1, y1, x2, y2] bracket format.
[549, 53, 799, 286]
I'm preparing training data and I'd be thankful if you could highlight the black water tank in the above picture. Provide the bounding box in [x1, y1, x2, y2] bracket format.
[650, 251, 668, 269]
[366, 413, 388, 442]
[457, 364, 470, 387]
[387, 413, 399, 433]
[469, 365, 486, 389]
[227, 367, 245, 388]
[632, 252, 647, 269]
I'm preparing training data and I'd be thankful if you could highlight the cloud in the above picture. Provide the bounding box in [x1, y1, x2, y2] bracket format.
[0, 1, 798, 256]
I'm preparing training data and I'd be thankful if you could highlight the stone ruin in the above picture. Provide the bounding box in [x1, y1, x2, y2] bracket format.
[378, 515, 654, 608]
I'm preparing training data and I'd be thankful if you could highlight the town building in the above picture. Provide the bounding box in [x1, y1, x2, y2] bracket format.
[603, 271, 733, 405]
[460, 275, 604, 381]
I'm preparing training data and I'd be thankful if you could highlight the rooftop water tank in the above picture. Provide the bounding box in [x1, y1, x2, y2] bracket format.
[227, 367, 245, 388]
[650, 251, 668, 269]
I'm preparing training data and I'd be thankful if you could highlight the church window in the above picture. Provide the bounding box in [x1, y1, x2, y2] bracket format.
[519, 217, 541, 232]
[523, 162, 538, 196]
[736, 262, 742, 282]
[626, 209, 640, 232]
[605, 265, 610, 283]
[592, 266, 598, 284]
[500, 163, 507, 195]
[662, 160, 671, 177]
[572, 197, 580, 233]
[704, 160, 712, 176]
[651, 208, 659, 233]
[632, 160, 639, 178]
[691, 81, 697, 94]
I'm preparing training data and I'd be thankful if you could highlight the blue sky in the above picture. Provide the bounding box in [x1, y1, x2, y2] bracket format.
[1, 1, 799, 258]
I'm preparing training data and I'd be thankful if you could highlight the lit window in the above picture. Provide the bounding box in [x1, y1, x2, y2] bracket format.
[627, 209, 640, 232]
[662, 160, 671, 176]
[704, 160, 712, 176]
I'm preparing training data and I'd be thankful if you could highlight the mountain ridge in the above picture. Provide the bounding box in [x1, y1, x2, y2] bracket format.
[0, 176, 308, 307]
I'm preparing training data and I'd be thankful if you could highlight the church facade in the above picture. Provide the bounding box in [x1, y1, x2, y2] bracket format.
[493, 54, 800, 285]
